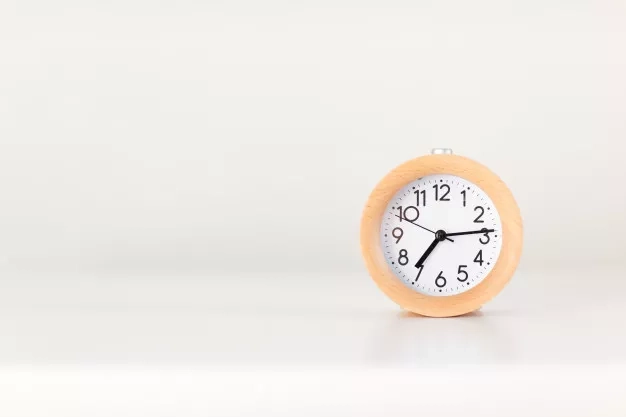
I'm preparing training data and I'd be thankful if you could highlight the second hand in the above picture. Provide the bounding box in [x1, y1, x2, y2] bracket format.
[393, 214, 454, 242]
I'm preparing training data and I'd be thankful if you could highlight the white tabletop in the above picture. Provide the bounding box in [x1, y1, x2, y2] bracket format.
[0, 266, 624, 416]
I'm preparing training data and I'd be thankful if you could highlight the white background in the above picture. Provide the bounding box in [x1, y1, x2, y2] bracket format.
[1, 1, 625, 273]
[2, 1, 626, 416]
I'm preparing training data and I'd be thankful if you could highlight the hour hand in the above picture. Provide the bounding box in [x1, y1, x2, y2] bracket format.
[446, 228, 495, 237]
[415, 237, 440, 268]
[414, 229, 448, 268]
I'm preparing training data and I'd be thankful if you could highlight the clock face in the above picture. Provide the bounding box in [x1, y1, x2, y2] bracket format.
[380, 174, 503, 296]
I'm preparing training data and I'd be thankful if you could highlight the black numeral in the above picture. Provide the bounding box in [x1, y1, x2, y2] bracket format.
[398, 249, 409, 266]
[413, 264, 423, 284]
[433, 184, 450, 201]
[479, 229, 490, 244]
[392, 227, 404, 244]
[460, 190, 466, 207]
[457, 265, 468, 282]
[474, 250, 484, 266]
[414, 189, 426, 206]
[473, 206, 485, 223]
[435, 271, 447, 288]
[397, 205, 420, 222]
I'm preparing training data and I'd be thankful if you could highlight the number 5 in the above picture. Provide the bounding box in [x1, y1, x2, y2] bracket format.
[457, 265, 468, 282]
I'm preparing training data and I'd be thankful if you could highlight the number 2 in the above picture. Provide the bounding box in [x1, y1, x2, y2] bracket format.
[473, 206, 485, 223]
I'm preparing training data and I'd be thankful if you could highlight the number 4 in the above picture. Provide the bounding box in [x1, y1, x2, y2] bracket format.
[474, 250, 484, 266]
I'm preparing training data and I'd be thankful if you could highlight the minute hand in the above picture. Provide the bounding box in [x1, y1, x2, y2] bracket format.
[446, 229, 495, 237]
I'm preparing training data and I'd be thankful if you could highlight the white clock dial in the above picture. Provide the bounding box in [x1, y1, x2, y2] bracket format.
[380, 174, 503, 296]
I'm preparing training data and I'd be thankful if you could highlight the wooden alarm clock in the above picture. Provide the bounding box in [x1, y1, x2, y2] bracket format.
[360, 149, 523, 317]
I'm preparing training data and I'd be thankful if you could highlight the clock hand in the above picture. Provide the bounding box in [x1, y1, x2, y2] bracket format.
[393, 215, 454, 242]
[446, 228, 495, 237]
[414, 230, 448, 268]
[415, 238, 439, 268]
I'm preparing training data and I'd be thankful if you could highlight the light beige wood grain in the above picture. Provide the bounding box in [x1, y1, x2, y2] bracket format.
[360, 154, 523, 317]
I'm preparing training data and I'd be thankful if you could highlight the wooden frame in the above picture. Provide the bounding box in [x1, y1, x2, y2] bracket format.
[360, 154, 523, 317]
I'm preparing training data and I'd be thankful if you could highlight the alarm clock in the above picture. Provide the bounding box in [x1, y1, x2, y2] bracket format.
[360, 149, 523, 317]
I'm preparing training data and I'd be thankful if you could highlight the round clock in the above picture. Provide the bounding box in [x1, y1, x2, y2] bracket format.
[360, 149, 523, 317]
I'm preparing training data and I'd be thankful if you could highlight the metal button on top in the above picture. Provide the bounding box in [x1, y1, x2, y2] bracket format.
[431, 148, 453, 155]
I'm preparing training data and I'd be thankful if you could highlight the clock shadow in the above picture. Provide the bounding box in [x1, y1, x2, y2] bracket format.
[368, 308, 515, 366]
[397, 310, 485, 319]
